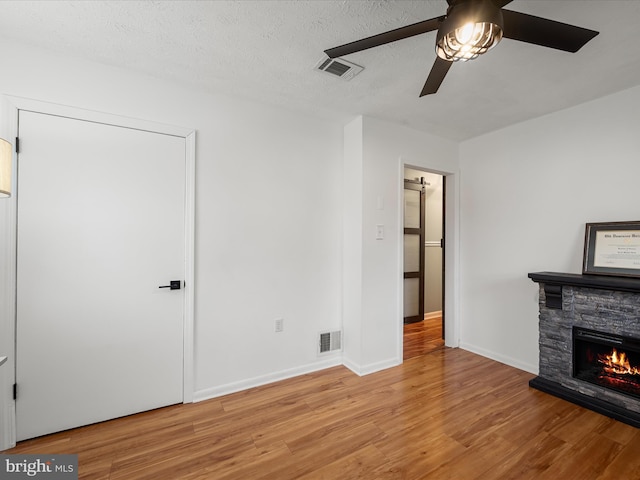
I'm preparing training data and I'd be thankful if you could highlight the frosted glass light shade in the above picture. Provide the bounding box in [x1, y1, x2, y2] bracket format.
[435, 0, 504, 62]
[0, 138, 11, 197]
[436, 22, 502, 62]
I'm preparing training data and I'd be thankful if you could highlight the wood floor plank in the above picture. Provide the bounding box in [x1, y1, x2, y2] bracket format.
[536, 432, 625, 480]
[5, 344, 640, 479]
[597, 429, 640, 480]
[403, 317, 444, 360]
[546, 407, 614, 446]
[478, 430, 571, 480]
[373, 430, 467, 480]
[180, 440, 292, 480]
[597, 417, 638, 445]
[296, 443, 390, 480]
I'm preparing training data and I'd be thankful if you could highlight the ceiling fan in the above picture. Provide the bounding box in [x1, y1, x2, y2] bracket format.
[324, 0, 599, 96]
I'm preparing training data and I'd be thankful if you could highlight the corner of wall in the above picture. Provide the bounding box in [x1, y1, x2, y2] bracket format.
[342, 116, 364, 367]
[343, 356, 402, 377]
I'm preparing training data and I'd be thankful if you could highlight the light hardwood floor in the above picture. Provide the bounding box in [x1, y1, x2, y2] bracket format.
[403, 317, 444, 360]
[7, 347, 640, 479]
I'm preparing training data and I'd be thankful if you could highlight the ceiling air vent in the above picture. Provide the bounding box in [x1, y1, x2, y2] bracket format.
[315, 56, 363, 81]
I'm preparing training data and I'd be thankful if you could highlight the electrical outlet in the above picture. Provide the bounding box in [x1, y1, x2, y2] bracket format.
[275, 318, 284, 333]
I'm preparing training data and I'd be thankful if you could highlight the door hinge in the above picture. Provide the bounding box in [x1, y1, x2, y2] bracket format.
[13, 383, 17, 400]
[15, 137, 19, 154]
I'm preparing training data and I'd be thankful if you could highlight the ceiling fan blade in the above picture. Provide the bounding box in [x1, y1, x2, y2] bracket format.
[420, 57, 453, 97]
[501, 9, 599, 53]
[324, 16, 443, 58]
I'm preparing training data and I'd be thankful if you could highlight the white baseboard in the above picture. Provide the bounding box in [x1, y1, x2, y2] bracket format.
[342, 356, 401, 377]
[424, 310, 442, 320]
[459, 342, 538, 375]
[193, 356, 343, 402]
[193, 345, 535, 405]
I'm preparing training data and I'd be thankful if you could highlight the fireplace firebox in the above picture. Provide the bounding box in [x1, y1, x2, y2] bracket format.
[573, 327, 640, 399]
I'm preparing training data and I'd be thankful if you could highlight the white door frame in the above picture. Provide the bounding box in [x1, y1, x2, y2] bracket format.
[0, 96, 196, 450]
[398, 157, 460, 360]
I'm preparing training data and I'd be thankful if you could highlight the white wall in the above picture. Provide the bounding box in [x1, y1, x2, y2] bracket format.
[343, 116, 458, 374]
[342, 117, 364, 367]
[0, 40, 344, 448]
[459, 85, 640, 374]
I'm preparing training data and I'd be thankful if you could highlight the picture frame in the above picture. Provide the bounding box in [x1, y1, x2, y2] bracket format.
[583, 221, 640, 277]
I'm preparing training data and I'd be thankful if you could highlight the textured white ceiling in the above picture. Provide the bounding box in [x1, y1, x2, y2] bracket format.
[0, 0, 638, 141]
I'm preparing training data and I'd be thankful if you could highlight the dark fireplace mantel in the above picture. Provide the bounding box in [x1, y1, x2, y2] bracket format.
[529, 271, 640, 428]
[529, 272, 640, 310]
[529, 271, 640, 295]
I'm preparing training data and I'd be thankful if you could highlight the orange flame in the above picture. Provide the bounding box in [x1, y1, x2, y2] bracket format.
[598, 348, 640, 376]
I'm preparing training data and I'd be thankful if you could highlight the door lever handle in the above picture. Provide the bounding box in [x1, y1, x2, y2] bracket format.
[159, 280, 181, 290]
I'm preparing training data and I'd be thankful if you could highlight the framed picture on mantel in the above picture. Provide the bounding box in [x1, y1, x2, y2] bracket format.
[583, 221, 640, 277]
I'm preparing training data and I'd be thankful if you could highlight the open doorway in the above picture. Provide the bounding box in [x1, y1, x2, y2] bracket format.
[403, 167, 445, 360]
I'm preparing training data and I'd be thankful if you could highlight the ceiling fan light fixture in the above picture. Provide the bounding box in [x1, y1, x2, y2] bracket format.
[436, 0, 504, 62]
[325, 0, 599, 97]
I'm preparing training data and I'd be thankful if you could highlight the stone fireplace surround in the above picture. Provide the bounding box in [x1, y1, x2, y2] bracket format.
[529, 272, 640, 428]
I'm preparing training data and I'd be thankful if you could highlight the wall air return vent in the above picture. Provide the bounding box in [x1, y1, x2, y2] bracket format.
[315, 56, 363, 81]
[318, 330, 342, 355]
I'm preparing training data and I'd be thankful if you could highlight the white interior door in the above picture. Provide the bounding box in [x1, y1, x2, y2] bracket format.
[16, 111, 186, 441]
